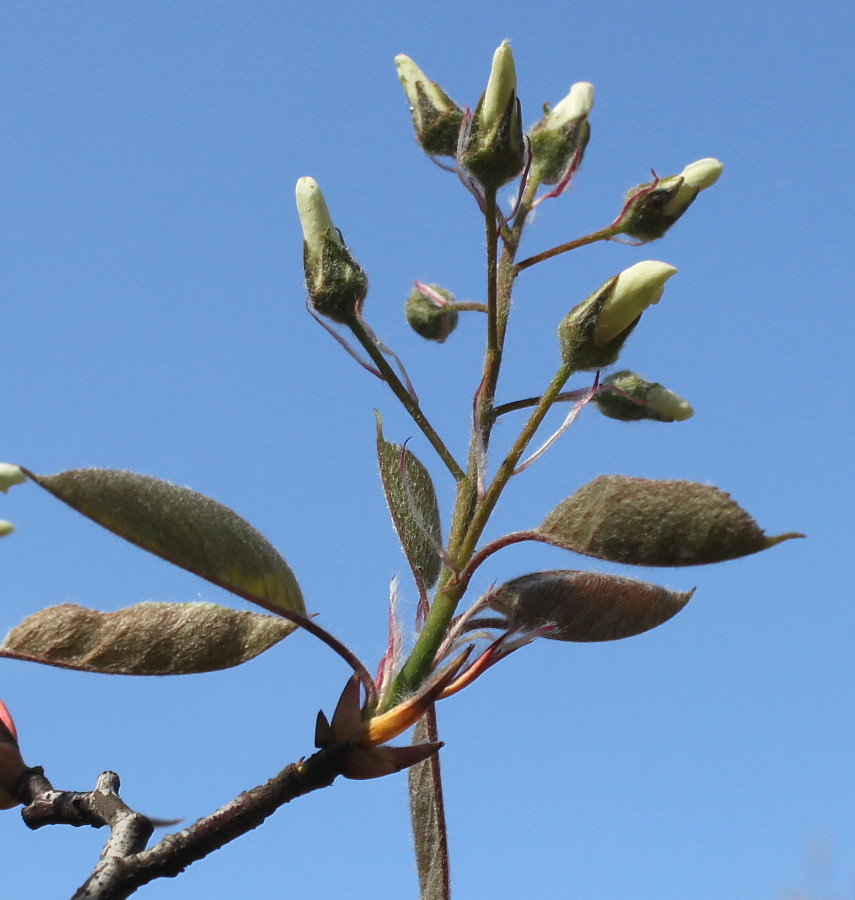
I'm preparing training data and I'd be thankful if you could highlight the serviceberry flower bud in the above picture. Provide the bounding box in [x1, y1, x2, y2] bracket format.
[619, 158, 723, 241]
[296, 177, 368, 324]
[0, 464, 25, 493]
[595, 370, 694, 422]
[460, 41, 524, 190]
[395, 55, 464, 157]
[0, 699, 26, 810]
[558, 261, 677, 370]
[405, 283, 459, 343]
[529, 82, 594, 184]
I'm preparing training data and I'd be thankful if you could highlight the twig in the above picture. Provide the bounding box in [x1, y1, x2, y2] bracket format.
[17, 747, 348, 900]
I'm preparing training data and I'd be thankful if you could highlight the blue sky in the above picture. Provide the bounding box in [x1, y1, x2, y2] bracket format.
[1, 2, 852, 897]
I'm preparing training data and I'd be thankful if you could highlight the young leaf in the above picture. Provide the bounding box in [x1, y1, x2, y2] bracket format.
[0, 602, 293, 675]
[539, 475, 801, 566]
[488, 570, 693, 641]
[375, 414, 443, 591]
[26, 469, 305, 613]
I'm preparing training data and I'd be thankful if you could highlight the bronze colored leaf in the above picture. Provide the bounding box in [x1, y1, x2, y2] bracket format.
[27, 469, 304, 614]
[488, 570, 693, 642]
[0, 602, 293, 675]
[375, 414, 442, 591]
[539, 475, 802, 566]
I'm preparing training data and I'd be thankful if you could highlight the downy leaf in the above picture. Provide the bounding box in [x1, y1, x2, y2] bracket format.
[375, 414, 442, 591]
[26, 469, 305, 614]
[488, 570, 693, 641]
[0, 602, 293, 675]
[539, 475, 801, 566]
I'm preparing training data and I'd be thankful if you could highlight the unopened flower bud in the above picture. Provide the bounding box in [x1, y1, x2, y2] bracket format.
[405, 283, 459, 343]
[0, 699, 26, 810]
[558, 261, 677, 371]
[395, 55, 464, 157]
[619, 158, 724, 241]
[529, 82, 594, 184]
[596, 260, 677, 344]
[0, 520, 14, 538]
[296, 177, 368, 324]
[460, 41, 524, 190]
[594, 371, 694, 422]
[0, 464, 25, 493]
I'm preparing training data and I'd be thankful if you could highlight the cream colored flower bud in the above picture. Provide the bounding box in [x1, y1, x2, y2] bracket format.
[547, 82, 594, 128]
[394, 54, 463, 157]
[295, 177, 343, 268]
[0, 465, 25, 494]
[595, 261, 678, 344]
[482, 40, 516, 133]
[662, 158, 723, 217]
[0, 521, 14, 538]
[395, 55, 452, 117]
[646, 385, 694, 421]
[295, 177, 367, 323]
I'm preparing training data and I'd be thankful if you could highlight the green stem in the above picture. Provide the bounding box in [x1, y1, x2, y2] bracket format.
[457, 361, 574, 564]
[515, 224, 618, 273]
[348, 317, 465, 481]
[445, 301, 488, 314]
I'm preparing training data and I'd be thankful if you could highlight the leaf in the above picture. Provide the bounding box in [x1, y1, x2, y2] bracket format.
[408, 715, 449, 897]
[375, 414, 443, 592]
[539, 475, 802, 566]
[488, 570, 693, 642]
[26, 469, 305, 614]
[0, 602, 293, 675]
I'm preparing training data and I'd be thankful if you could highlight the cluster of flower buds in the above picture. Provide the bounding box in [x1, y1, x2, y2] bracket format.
[0, 464, 25, 539]
[618, 158, 724, 241]
[528, 82, 594, 185]
[557, 260, 677, 370]
[594, 370, 693, 422]
[295, 177, 368, 324]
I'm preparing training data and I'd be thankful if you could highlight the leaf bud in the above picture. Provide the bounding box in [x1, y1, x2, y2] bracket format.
[619, 158, 724, 241]
[557, 261, 677, 370]
[405, 283, 459, 343]
[594, 370, 693, 422]
[0, 464, 26, 493]
[459, 41, 524, 190]
[528, 82, 594, 184]
[296, 177, 368, 324]
[394, 55, 464, 157]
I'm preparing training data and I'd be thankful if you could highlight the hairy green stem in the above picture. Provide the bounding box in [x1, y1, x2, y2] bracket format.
[515, 224, 618, 272]
[348, 317, 465, 481]
[457, 361, 574, 564]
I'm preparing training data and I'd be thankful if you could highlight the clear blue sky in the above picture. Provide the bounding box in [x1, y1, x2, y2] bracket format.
[1, 2, 852, 898]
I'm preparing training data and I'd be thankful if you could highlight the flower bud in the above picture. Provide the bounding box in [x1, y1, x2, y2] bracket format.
[557, 261, 677, 371]
[528, 82, 594, 184]
[0, 520, 14, 538]
[405, 283, 458, 343]
[459, 41, 524, 190]
[0, 464, 25, 493]
[0, 699, 26, 810]
[594, 370, 694, 422]
[619, 158, 723, 241]
[394, 55, 464, 157]
[296, 177, 368, 324]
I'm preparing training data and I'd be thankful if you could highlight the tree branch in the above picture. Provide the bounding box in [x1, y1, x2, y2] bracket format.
[16, 745, 348, 900]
